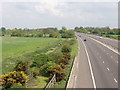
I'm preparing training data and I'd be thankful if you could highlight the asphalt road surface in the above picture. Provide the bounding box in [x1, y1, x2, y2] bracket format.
[74, 32, 118, 88]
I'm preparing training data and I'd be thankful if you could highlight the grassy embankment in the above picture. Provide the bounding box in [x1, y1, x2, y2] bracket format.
[2, 37, 66, 88]
[2, 36, 78, 88]
[51, 38, 78, 88]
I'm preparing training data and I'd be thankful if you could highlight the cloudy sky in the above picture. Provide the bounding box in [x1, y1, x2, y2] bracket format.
[1, 0, 119, 29]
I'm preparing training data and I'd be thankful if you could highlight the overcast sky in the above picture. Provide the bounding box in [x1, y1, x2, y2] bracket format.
[1, 1, 118, 29]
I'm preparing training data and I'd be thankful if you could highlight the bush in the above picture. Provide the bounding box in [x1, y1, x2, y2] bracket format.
[47, 66, 66, 82]
[58, 58, 68, 65]
[69, 38, 76, 45]
[32, 70, 39, 78]
[61, 31, 74, 38]
[49, 52, 63, 63]
[61, 44, 71, 53]
[63, 53, 71, 60]
[106, 35, 110, 37]
[14, 61, 29, 72]
[31, 54, 53, 68]
[0, 71, 27, 89]
[40, 62, 58, 76]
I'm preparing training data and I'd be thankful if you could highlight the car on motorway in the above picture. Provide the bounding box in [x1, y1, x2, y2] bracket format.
[84, 39, 86, 41]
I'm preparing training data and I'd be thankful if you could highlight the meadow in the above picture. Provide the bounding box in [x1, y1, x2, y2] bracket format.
[2, 36, 78, 89]
[2, 37, 62, 59]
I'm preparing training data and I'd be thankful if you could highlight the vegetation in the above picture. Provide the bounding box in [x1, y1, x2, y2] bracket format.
[0, 71, 27, 89]
[1, 26, 78, 89]
[75, 26, 119, 39]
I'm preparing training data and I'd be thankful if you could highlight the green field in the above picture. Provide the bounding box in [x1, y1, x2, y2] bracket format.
[2, 37, 62, 59]
[2, 36, 78, 89]
[2, 37, 65, 74]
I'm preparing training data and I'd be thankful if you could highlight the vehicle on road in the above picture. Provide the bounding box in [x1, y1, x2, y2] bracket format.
[84, 39, 86, 41]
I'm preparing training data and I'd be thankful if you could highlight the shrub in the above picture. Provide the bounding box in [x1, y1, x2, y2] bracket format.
[61, 30, 74, 38]
[58, 58, 68, 65]
[40, 62, 57, 76]
[0, 71, 27, 89]
[106, 35, 110, 37]
[14, 61, 29, 72]
[61, 44, 71, 53]
[49, 52, 63, 63]
[32, 70, 39, 78]
[63, 53, 71, 60]
[69, 38, 76, 45]
[60, 63, 65, 69]
[47, 66, 66, 82]
[31, 54, 53, 68]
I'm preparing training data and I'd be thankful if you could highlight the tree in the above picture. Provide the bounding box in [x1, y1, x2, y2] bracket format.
[61, 30, 74, 38]
[49, 31, 58, 38]
[61, 44, 71, 53]
[1, 27, 6, 35]
[62, 26, 67, 31]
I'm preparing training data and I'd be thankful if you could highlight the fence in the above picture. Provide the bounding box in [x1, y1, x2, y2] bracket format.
[45, 74, 56, 89]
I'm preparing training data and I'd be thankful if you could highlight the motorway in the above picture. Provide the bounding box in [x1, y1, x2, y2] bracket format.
[74, 32, 118, 88]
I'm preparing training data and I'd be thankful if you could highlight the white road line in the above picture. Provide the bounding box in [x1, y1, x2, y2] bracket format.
[77, 63, 79, 69]
[100, 57, 101, 59]
[107, 68, 110, 71]
[89, 37, 120, 55]
[79, 38, 97, 89]
[111, 56, 113, 58]
[116, 61, 118, 64]
[114, 78, 118, 83]
[103, 61, 105, 64]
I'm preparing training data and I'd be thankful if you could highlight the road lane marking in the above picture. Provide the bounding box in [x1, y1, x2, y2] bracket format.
[103, 61, 105, 64]
[79, 38, 97, 89]
[89, 37, 120, 55]
[114, 78, 117, 83]
[77, 63, 79, 69]
[107, 68, 110, 71]
[116, 61, 118, 63]
[100, 57, 101, 59]
[111, 56, 113, 58]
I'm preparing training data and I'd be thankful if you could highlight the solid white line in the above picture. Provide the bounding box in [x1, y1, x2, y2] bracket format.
[79, 38, 97, 89]
[114, 78, 117, 83]
[107, 68, 110, 71]
[90, 37, 120, 55]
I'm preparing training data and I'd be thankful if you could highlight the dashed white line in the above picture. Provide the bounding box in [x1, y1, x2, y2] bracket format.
[77, 63, 79, 69]
[114, 78, 117, 83]
[107, 68, 110, 71]
[116, 61, 118, 64]
[103, 61, 105, 64]
[89, 37, 120, 55]
[111, 56, 113, 58]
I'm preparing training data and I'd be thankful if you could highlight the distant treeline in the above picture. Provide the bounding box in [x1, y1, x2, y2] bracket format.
[0, 26, 75, 38]
[74, 26, 119, 35]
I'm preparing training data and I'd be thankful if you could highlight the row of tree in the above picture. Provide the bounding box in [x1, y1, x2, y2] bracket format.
[0, 27, 75, 38]
[74, 26, 119, 35]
